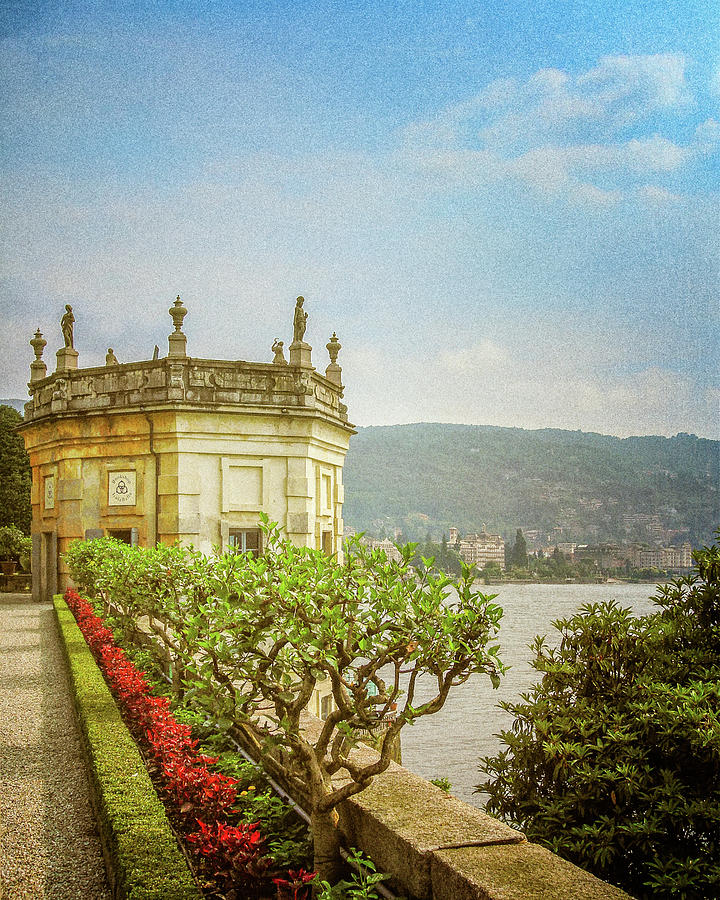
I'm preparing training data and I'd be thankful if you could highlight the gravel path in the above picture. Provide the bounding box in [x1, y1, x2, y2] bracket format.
[0, 594, 111, 899]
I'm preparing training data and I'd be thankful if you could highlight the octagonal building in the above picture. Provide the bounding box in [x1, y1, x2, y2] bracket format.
[19, 296, 353, 602]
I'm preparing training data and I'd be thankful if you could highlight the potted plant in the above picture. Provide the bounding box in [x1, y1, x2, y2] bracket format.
[0, 525, 31, 576]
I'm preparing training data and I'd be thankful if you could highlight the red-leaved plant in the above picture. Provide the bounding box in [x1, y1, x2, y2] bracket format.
[272, 868, 317, 900]
[64, 588, 284, 895]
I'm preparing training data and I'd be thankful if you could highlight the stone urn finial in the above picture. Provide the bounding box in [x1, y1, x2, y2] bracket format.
[169, 295, 187, 332]
[168, 295, 188, 358]
[326, 332, 341, 364]
[29, 328, 47, 383]
[325, 332, 342, 386]
[31, 328, 46, 361]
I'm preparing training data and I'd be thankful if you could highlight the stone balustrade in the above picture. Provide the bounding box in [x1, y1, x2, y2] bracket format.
[24, 357, 348, 424]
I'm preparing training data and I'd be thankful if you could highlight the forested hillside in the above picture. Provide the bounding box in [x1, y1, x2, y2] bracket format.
[343, 424, 719, 546]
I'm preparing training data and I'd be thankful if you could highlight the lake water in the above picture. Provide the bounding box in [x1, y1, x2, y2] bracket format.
[394, 582, 660, 808]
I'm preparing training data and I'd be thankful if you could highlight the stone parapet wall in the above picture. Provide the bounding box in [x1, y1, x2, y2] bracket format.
[236, 715, 631, 900]
[24, 357, 348, 425]
[339, 765, 631, 900]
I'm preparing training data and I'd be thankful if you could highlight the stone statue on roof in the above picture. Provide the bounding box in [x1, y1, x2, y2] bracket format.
[293, 296, 308, 344]
[272, 339, 287, 365]
[61, 305, 75, 349]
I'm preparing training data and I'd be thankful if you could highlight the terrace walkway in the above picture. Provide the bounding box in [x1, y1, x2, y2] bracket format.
[0, 593, 110, 899]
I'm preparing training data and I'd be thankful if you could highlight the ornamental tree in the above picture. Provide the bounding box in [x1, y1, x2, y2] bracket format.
[66, 519, 505, 883]
[479, 536, 720, 899]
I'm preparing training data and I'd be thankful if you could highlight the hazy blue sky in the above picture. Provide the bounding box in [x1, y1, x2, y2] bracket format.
[1, 0, 718, 437]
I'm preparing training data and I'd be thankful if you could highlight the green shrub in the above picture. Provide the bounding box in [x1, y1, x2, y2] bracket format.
[480, 537, 720, 899]
[54, 597, 201, 899]
[65, 518, 505, 883]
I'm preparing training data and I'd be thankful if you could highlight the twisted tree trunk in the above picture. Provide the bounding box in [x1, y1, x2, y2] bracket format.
[311, 807, 344, 886]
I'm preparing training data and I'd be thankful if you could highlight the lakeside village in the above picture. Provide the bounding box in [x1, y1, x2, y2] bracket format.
[349, 520, 694, 583]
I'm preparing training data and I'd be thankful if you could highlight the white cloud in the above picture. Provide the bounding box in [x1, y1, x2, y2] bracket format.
[437, 340, 509, 374]
[634, 184, 683, 205]
[578, 53, 690, 110]
[711, 68, 720, 97]
[569, 182, 622, 208]
[695, 117, 720, 153]
[399, 54, 707, 205]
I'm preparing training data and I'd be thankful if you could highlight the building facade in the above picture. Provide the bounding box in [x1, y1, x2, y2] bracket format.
[19, 296, 354, 602]
[449, 526, 505, 569]
[628, 543, 693, 570]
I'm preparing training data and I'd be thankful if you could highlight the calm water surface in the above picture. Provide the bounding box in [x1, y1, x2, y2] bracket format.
[394, 582, 660, 808]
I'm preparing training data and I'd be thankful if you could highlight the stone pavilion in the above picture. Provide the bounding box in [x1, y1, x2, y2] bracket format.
[19, 296, 353, 602]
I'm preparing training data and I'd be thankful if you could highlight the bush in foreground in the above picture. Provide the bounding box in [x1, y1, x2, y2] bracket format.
[66, 518, 506, 883]
[479, 537, 720, 899]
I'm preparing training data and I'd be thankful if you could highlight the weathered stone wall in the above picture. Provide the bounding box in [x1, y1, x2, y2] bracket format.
[235, 715, 631, 900]
[338, 763, 631, 900]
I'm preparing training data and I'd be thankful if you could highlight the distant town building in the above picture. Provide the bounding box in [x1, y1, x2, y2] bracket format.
[622, 513, 666, 543]
[450, 525, 505, 569]
[574, 544, 629, 570]
[363, 537, 403, 563]
[629, 543, 693, 570]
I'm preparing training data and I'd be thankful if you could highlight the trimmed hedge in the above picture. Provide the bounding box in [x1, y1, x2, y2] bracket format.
[54, 595, 202, 900]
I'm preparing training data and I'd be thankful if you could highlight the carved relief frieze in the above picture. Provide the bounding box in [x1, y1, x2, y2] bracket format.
[189, 367, 208, 387]
[293, 374, 313, 396]
[22, 357, 351, 426]
[168, 365, 185, 390]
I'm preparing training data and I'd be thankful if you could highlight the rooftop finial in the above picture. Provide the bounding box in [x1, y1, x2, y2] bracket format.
[325, 332, 342, 385]
[31, 328, 46, 361]
[169, 295, 187, 332]
[29, 328, 47, 384]
[168, 295, 188, 358]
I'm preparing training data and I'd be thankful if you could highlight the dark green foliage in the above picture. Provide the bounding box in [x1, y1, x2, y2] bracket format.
[479, 538, 720, 899]
[510, 529, 528, 569]
[0, 405, 31, 533]
[54, 597, 202, 900]
[411, 534, 463, 575]
[343, 423, 719, 545]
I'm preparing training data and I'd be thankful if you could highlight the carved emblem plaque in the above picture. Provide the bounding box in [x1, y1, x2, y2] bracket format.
[108, 471, 136, 506]
[44, 475, 55, 510]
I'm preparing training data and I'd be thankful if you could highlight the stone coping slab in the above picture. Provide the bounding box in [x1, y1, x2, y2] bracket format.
[339, 767, 525, 899]
[431, 842, 632, 900]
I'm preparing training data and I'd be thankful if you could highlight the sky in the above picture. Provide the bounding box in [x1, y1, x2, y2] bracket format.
[1, 0, 718, 438]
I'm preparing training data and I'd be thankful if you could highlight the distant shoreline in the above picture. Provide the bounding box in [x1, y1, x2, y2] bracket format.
[481, 577, 666, 586]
